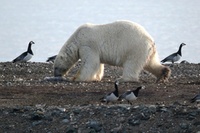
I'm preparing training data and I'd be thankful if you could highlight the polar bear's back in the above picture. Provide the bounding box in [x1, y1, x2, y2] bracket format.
[76, 20, 154, 43]
[73, 20, 155, 66]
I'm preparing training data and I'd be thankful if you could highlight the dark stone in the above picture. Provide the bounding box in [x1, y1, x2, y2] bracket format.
[32, 120, 43, 126]
[30, 114, 44, 121]
[66, 126, 76, 133]
[128, 119, 141, 126]
[179, 123, 189, 129]
[86, 120, 102, 132]
[193, 121, 200, 126]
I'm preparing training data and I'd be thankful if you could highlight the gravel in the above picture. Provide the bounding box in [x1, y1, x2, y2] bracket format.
[0, 62, 200, 132]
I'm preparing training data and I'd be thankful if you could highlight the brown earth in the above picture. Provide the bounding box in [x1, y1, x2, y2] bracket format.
[0, 62, 200, 132]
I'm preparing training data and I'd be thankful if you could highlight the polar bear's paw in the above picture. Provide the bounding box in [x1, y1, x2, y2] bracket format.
[44, 76, 69, 82]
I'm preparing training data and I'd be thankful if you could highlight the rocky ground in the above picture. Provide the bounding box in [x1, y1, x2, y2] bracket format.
[0, 62, 200, 133]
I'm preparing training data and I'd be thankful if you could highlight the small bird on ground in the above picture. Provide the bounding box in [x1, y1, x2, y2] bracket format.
[100, 81, 119, 104]
[190, 94, 200, 103]
[161, 43, 186, 64]
[46, 55, 57, 63]
[119, 86, 145, 105]
[12, 41, 34, 63]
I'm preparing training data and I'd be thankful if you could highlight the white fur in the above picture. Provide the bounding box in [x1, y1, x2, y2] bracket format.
[54, 20, 170, 82]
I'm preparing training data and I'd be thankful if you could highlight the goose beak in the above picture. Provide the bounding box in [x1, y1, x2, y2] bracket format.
[30, 41, 35, 44]
[181, 43, 186, 46]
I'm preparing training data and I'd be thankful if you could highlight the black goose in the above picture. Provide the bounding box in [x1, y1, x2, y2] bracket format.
[12, 41, 34, 63]
[161, 43, 186, 63]
[119, 86, 145, 105]
[100, 81, 119, 104]
[46, 55, 57, 63]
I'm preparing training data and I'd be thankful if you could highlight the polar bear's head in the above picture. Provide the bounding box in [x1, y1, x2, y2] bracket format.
[53, 55, 68, 77]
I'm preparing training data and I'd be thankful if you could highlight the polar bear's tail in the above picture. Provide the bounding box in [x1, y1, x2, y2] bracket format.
[144, 43, 171, 82]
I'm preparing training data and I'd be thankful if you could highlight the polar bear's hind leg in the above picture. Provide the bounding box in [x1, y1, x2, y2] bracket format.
[120, 60, 143, 82]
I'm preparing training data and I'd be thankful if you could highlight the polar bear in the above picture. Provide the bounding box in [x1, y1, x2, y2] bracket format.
[53, 20, 171, 82]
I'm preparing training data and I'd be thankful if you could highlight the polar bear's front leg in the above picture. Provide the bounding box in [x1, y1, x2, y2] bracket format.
[95, 64, 104, 81]
[74, 46, 102, 81]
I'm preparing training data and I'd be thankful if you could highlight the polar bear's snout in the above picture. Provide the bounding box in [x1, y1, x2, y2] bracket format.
[54, 66, 66, 77]
[54, 67, 62, 77]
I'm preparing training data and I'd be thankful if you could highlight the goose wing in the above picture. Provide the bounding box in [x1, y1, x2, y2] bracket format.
[161, 53, 178, 63]
[12, 52, 27, 63]
[119, 91, 132, 100]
